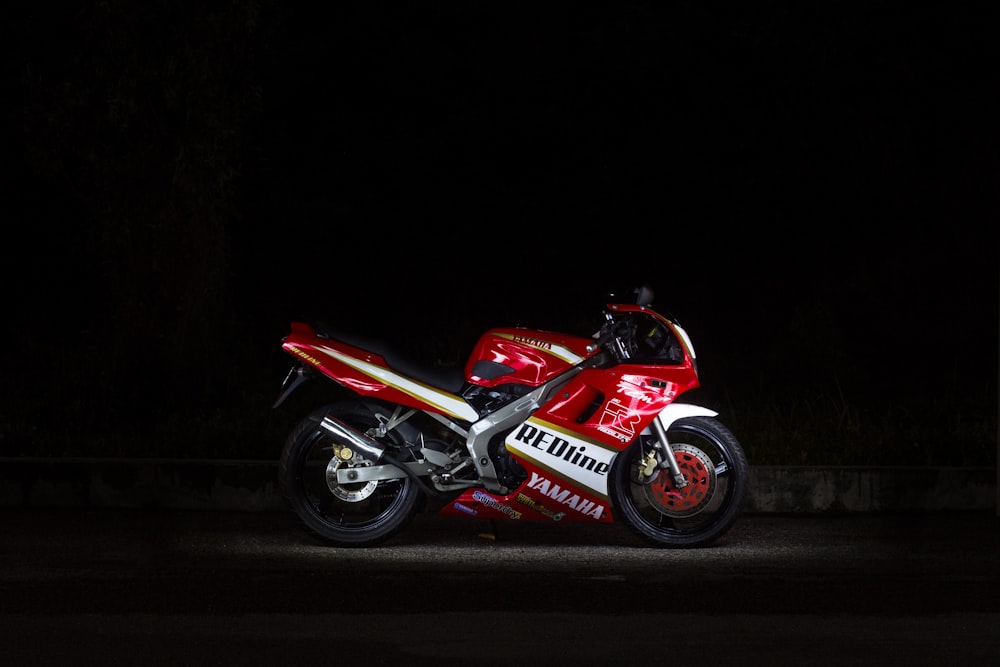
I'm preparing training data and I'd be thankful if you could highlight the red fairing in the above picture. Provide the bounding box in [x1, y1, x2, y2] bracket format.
[464, 327, 600, 389]
[280, 322, 440, 413]
[438, 460, 613, 524]
[529, 366, 700, 449]
[282, 322, 389, 390]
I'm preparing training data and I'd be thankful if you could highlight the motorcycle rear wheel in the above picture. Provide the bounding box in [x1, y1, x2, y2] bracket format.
[279, 402, 422, 547]
[610, 415, 749, 548]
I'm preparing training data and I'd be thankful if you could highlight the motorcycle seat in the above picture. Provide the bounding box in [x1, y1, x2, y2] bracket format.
[313, 321, 467, 395]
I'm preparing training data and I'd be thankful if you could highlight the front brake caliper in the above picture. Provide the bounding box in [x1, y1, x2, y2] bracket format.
[638, 450, 659, 481]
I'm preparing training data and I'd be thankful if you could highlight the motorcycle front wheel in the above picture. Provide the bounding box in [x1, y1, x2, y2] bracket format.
[279, 402, 422, 547]
[609, 415, 749, 548]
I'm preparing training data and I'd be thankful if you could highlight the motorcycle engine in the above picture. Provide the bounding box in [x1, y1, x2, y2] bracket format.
[488, 431, 527, 489]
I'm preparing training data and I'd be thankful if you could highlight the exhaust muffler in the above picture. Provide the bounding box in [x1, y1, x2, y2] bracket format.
[318, 415, 386, 462]
[316, 413, 445, 499]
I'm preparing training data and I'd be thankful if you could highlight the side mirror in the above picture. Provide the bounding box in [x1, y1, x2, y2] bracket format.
[635, 284, 655, 307]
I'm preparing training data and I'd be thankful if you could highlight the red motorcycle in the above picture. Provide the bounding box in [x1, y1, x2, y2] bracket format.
[273, 284, 748, 547]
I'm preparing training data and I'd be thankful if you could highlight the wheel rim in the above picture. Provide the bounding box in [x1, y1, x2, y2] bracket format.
[643, 443, 717, 517]
[299, 430, 407, 529]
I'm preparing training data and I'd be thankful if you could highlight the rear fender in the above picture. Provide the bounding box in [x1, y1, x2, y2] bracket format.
[272, 365, 316, 408]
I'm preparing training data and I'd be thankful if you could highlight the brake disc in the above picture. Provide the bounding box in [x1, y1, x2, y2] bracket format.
[643, 443, 716, 517]
[326, 458, 378, 502]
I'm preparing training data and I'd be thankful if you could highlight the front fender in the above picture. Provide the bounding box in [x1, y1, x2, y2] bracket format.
[650, 402, 718, 431]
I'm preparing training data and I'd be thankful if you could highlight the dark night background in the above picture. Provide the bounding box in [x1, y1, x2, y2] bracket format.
[3, 2, 997, 466]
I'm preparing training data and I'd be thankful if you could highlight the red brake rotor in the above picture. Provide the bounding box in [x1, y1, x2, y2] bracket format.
[643, 444, 717, 517]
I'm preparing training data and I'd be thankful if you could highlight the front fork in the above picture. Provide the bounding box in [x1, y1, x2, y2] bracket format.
[636, 404, 720, 488]
[646, 416, 688, 489]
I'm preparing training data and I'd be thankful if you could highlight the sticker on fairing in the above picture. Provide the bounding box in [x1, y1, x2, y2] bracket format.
[504, 417, 616, 497]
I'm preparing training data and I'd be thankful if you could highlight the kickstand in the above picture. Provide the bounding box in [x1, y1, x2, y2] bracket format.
[477, 519, 499, 541]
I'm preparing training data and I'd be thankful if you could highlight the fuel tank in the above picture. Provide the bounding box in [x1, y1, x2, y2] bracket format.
[464, 327, 600, 389]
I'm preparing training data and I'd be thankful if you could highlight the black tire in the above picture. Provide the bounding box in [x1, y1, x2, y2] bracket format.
[610, 416, 749, 548]
[279, 402, 422, 547]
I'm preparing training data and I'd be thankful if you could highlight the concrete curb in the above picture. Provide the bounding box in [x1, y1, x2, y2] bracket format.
[0, 458, 995, 513]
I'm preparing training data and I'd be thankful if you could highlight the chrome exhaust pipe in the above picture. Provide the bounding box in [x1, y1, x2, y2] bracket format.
[318, 415, 385, 462]
[317, 413, 444, 499]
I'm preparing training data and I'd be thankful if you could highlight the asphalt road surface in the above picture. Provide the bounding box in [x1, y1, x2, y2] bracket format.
[2, 508, 999, 666]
